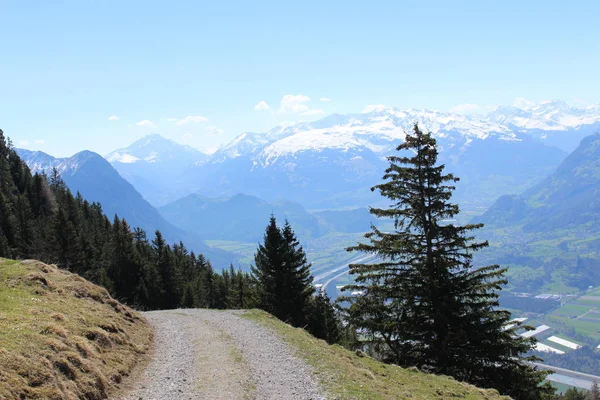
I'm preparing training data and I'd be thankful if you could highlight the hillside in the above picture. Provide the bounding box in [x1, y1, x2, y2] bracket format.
[474, 133, 600, 292]
[159, 193, 330, 243]
[16, 149, 183, 236]
[159, 193, 383, 244]
[16, 148, 234, 267]
[480, 132, 600, 232]
[0, 258, 152, 399]
[242, 309, 509, 400]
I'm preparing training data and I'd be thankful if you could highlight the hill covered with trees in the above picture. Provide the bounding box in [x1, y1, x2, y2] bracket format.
[0, 129, 251, 310]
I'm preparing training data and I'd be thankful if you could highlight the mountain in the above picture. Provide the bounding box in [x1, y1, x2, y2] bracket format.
[159, 193, 330, 243]
[103, 100, 596, 211]
[485, 100, 600, 152]
[474, 133, 600, 291]
[313, 208, 377, 233]
[159, 193, 384, 244]
[16, 149, 234, 267]
[177, 104, 573, 209]
[105, 134, 208, 206]
[479, 132, 600, 231]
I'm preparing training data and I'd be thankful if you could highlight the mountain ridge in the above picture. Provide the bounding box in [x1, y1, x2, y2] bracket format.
[103, 100, 589, 210]
[16, 148, 235, 267]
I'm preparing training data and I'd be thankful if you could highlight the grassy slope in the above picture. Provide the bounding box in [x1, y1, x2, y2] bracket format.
[0, 258, 152, 400]
[242, 309, 509, 400]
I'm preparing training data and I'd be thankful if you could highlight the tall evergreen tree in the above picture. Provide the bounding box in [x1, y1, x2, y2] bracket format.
[281, 220, 314, 326]
[342, 124, 553, 399]
[251, 216, 314, 326]
[252, 215, 284, 316]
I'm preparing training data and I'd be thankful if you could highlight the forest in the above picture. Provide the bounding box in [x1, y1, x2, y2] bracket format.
[0, 130, 340, 344]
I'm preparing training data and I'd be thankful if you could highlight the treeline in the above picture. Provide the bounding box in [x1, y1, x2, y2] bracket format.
[499, 294, 561, 314]
[0, 130, 341, 344]
[535, 346, 600, 376]
[0, 130, 252, 310]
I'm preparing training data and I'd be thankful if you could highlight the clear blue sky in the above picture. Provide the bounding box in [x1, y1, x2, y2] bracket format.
[1, 0, 599, 157]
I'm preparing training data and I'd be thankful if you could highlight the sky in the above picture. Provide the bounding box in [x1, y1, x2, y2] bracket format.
[1, 0, 599, 157]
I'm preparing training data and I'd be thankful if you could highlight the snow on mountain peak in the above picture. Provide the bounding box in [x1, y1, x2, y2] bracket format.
[106, 152, 140, 163]
[215, 99, 600, 167]
[105, 134, 207, 165]
[486, 99, 600, 131]
[361, 104, 393, 113]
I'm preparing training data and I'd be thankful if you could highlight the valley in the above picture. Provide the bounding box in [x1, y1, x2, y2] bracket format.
[4, 3, 600, 397]
[8, 99, 600, 396]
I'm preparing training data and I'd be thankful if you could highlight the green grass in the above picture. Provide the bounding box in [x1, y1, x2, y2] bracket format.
[547, 315, 600, 340]
[573, 298, 600, 307]
[207, 233, 367, 279]
[551, 304, 592, 318]
[585, 287, 600, 296]
[242, 309, 508, 400]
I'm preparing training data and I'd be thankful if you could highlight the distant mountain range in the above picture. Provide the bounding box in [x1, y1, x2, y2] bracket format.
[159, 193, 380, 244]
[14, 99, 600, 272]
[105, 134, 209, 206]
[475, 132, 600, 291]
[104, 100, 600, 210]
[16, 148, 234, 267]
[479, 132, 600, 232]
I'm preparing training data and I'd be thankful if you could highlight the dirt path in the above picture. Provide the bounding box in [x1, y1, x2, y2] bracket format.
[116, 309, 325, 400]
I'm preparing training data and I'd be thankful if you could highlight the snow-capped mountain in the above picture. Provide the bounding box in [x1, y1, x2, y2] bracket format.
[105, 134, 209, 206]
[483, 99, 600, 151]
[214, 100, 599, 166]
[176, 101, 600, 209]
[107, 99, 599, 210]
[106, 133, 207, 165]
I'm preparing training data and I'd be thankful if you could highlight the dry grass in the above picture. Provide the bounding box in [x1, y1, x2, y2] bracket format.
[242, 309, 510, 400]
[0, 258, 152, 399]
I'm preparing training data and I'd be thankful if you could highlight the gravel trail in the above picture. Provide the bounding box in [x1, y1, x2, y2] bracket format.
[117, 309, 325, 400]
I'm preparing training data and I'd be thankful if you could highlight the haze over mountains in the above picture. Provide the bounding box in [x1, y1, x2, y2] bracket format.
[102, 99, 598, 210]
[159, 193, 378, 244]
[473, 132, 600, 292]
[106, 134, 209, 206]
[15, 148, 234, 266]
[14, 99, 600, 271]
[480, 132, 600, 233]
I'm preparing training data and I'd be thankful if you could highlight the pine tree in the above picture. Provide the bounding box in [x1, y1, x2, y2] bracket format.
[308, 293, 341, 344]
[252, 216, 314, 327]
[561, 387, 586, 400]
[342, 124, 552, 399]
[590, 380, 600, 400]
[252, 215, 284, 316]
[281, 220, 314, 326]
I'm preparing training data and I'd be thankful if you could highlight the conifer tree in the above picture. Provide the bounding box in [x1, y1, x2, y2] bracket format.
[560, 387, 586, 400]
[342, 124, 552, 399]
[281, 220, 314, 326]
[252, 216, 314, 326]
[308, 293, 341, 344]
[590, 380, 600, 400]
[0, 129, 257, 313]
[252, 215, 284, 316]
